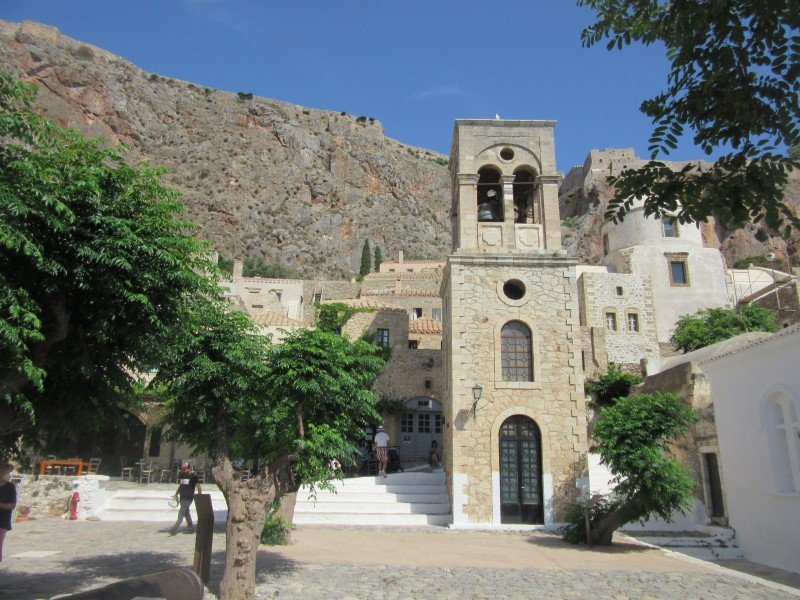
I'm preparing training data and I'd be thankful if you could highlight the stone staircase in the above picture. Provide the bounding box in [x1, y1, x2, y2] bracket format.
[626, 526, 744, 560]
[95, 485, 228, 522]
[293, 471, 451, 526]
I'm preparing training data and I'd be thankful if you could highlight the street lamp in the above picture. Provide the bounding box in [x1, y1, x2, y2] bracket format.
[470, 384, 483, 420]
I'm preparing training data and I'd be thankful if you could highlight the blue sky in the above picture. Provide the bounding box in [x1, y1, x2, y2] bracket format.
[2, 0, 700, 171]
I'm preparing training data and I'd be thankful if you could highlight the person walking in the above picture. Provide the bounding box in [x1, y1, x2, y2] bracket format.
[374, 425, 390, 478]
[0, 464, 17, 562]
[170, 462, 201, 535]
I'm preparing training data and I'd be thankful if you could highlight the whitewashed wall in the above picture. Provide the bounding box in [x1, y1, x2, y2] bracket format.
[702, 326, 800, 574]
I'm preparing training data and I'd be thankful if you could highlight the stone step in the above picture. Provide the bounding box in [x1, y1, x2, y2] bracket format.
[295, 501, 450, 515]
[96, 506, 228, 522]
[293, 512, 451, 526]
[305, 492, 449, 504]
[102, 497, 228, 511]
[666, 546, 745, 560]
[302, 473, 445, 489]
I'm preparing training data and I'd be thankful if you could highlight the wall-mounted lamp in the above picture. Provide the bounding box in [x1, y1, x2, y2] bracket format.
[470, 384, 483, 420]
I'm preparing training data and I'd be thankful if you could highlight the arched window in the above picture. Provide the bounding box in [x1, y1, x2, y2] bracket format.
[513, 168, 537, 224]
[477, 166, 503, 222]
[762, 393, 800, 493]
[501, 321, 533, 381]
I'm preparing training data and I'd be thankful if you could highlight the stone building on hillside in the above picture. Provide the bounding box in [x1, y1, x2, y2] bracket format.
[441, 120, 588, 526]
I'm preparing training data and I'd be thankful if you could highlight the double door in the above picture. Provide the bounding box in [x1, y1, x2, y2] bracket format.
[499, 415, 543, 524]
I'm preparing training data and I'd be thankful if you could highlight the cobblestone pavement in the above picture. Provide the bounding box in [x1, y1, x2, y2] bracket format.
[0, 520, 796, 600]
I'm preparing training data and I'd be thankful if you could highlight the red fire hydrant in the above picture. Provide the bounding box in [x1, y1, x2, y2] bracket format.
[69, 491, 80, 520]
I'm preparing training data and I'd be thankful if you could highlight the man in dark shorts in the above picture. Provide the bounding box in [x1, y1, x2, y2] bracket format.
[0, 463, 17, 561]
[171, 462, 202, 535]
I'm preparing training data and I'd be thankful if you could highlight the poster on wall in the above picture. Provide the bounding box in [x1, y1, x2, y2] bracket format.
[403, 435, 412, 446]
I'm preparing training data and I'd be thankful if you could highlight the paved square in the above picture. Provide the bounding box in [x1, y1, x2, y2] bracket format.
[0, 520, 797, 599]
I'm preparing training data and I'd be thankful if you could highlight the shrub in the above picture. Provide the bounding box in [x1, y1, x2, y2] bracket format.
[237, 92, 254, 101]
[561, 495, 621, 544]
[72, 45, 95, 61]
[584, 363, 642, 407]
[562, 216, 580, 228]
[670, 305, 779, 352]
[260, 503, 290, 546]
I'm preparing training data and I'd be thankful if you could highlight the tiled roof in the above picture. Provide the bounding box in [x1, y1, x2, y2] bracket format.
[363, 270, 443, 281]
[249, 311, 305, 327]
[361, 288, 440, 298]
[409, 317, 443, 334]
[321, 298, 406, 312]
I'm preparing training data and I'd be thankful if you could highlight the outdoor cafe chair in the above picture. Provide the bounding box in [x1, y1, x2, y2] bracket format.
[120, 457, 135, 481]
[87, 457, 102, 475]
[138, 460, 156, 484]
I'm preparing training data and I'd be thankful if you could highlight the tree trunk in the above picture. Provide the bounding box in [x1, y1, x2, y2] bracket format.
[213, 454, 297, 600]
[589, 504, 639, 546]
[275, 488, 299, 544]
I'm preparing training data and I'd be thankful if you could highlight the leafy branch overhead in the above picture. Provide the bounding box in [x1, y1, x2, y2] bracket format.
[579, 0, 800, 233]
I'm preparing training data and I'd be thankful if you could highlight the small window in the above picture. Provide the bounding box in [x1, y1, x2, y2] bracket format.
[408, 340, 419, 350]
[500, 321, 533, 382]
[412, 308, 422, 320]
[376, 328, 390, 347]
[605, 312, 617, 331]
[424, 379, 432, 390]
[432, 308, 442, 321]
[400, 413, 414, 434]
[313, 292, 322, 305]
[434, 414, 442, 434]
[602, 234, 609, 256]
[389, 268, 395, 272]
[407, 268, 413, 272]
[615, 286, 624, 297]
[251, 304, 263, 309]
[662, 218, 678, 238]
[417, 413, 431, 433]
[627, 312, 639, 332]
[670, 261, 688, 286]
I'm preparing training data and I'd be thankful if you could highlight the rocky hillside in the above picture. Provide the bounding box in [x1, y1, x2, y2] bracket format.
[1, 20, 796, 277]
[0, 20, 451, 279]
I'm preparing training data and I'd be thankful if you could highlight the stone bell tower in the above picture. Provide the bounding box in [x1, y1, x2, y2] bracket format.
[441, 120, 587, 526]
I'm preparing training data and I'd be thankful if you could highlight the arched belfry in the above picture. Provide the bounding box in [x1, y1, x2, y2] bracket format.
[450, 120, 563, 253]
[441, 120, 587, 527]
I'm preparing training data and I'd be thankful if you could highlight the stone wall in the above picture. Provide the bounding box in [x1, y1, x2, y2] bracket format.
[443, 254, 588, 525]
[14, 475, 109, 521]
[636, 363, 723, 525]
[578, 271, 660, 368]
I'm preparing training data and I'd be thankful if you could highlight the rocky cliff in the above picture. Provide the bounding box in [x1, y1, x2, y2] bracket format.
[1, 20, 796, 277]
[0, 20, 451, 279]
[560, 149, 799, 271]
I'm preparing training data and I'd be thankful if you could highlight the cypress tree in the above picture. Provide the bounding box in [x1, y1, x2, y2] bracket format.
[359, 239, 371, 277]
[373, 245, 383, 272]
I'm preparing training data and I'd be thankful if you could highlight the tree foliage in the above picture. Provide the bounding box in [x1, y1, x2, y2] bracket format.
[0, 73, 217, 456]
[359, 239, 371, 277]
[242, 257, 298, 279]
[373, 245, 383, 272]
[579, 0, 800, 233]
[563, 392, 697, 545]
[670, 304, 779, 352]
[584, 363, 642, 407]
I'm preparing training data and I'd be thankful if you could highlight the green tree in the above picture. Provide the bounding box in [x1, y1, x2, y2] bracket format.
[359, 239, 371, 277]
[584, 363, 642, 407]
[579, 1, 800, 234]
[373, 245, 383, 272]
[563, 392, 697, 545]
[0, 73, 216, 456]
[242, 257, 298, 279]
[158, 316, 385, 600]
[670, 305, 779, 353]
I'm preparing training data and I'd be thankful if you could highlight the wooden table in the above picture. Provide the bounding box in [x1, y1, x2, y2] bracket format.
[39, 459, 91, 476]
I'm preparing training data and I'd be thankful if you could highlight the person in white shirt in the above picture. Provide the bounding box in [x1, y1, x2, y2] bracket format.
[373, 425, 390, 478]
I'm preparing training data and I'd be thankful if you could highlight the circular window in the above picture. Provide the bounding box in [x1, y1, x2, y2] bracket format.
[499, 147, 515, 161]
[503, 279, 526, 300]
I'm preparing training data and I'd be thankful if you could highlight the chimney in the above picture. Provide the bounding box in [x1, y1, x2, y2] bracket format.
[233, 259, 244, 279]
[398, 250, 404, 264]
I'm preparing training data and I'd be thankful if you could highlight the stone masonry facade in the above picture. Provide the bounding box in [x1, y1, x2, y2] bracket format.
[442, 254, 587, 525]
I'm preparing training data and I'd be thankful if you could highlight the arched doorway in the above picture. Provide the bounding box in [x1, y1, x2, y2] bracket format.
[397, 397, 442, 459]
[499, 415, 543, 524]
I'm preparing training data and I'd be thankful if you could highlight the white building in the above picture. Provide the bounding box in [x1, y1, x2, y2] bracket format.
[701, 324, 800, 574]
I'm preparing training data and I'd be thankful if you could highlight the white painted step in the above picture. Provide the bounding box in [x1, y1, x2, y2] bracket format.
[294, 513, 451, 526]
[294, 472, 451, 527]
